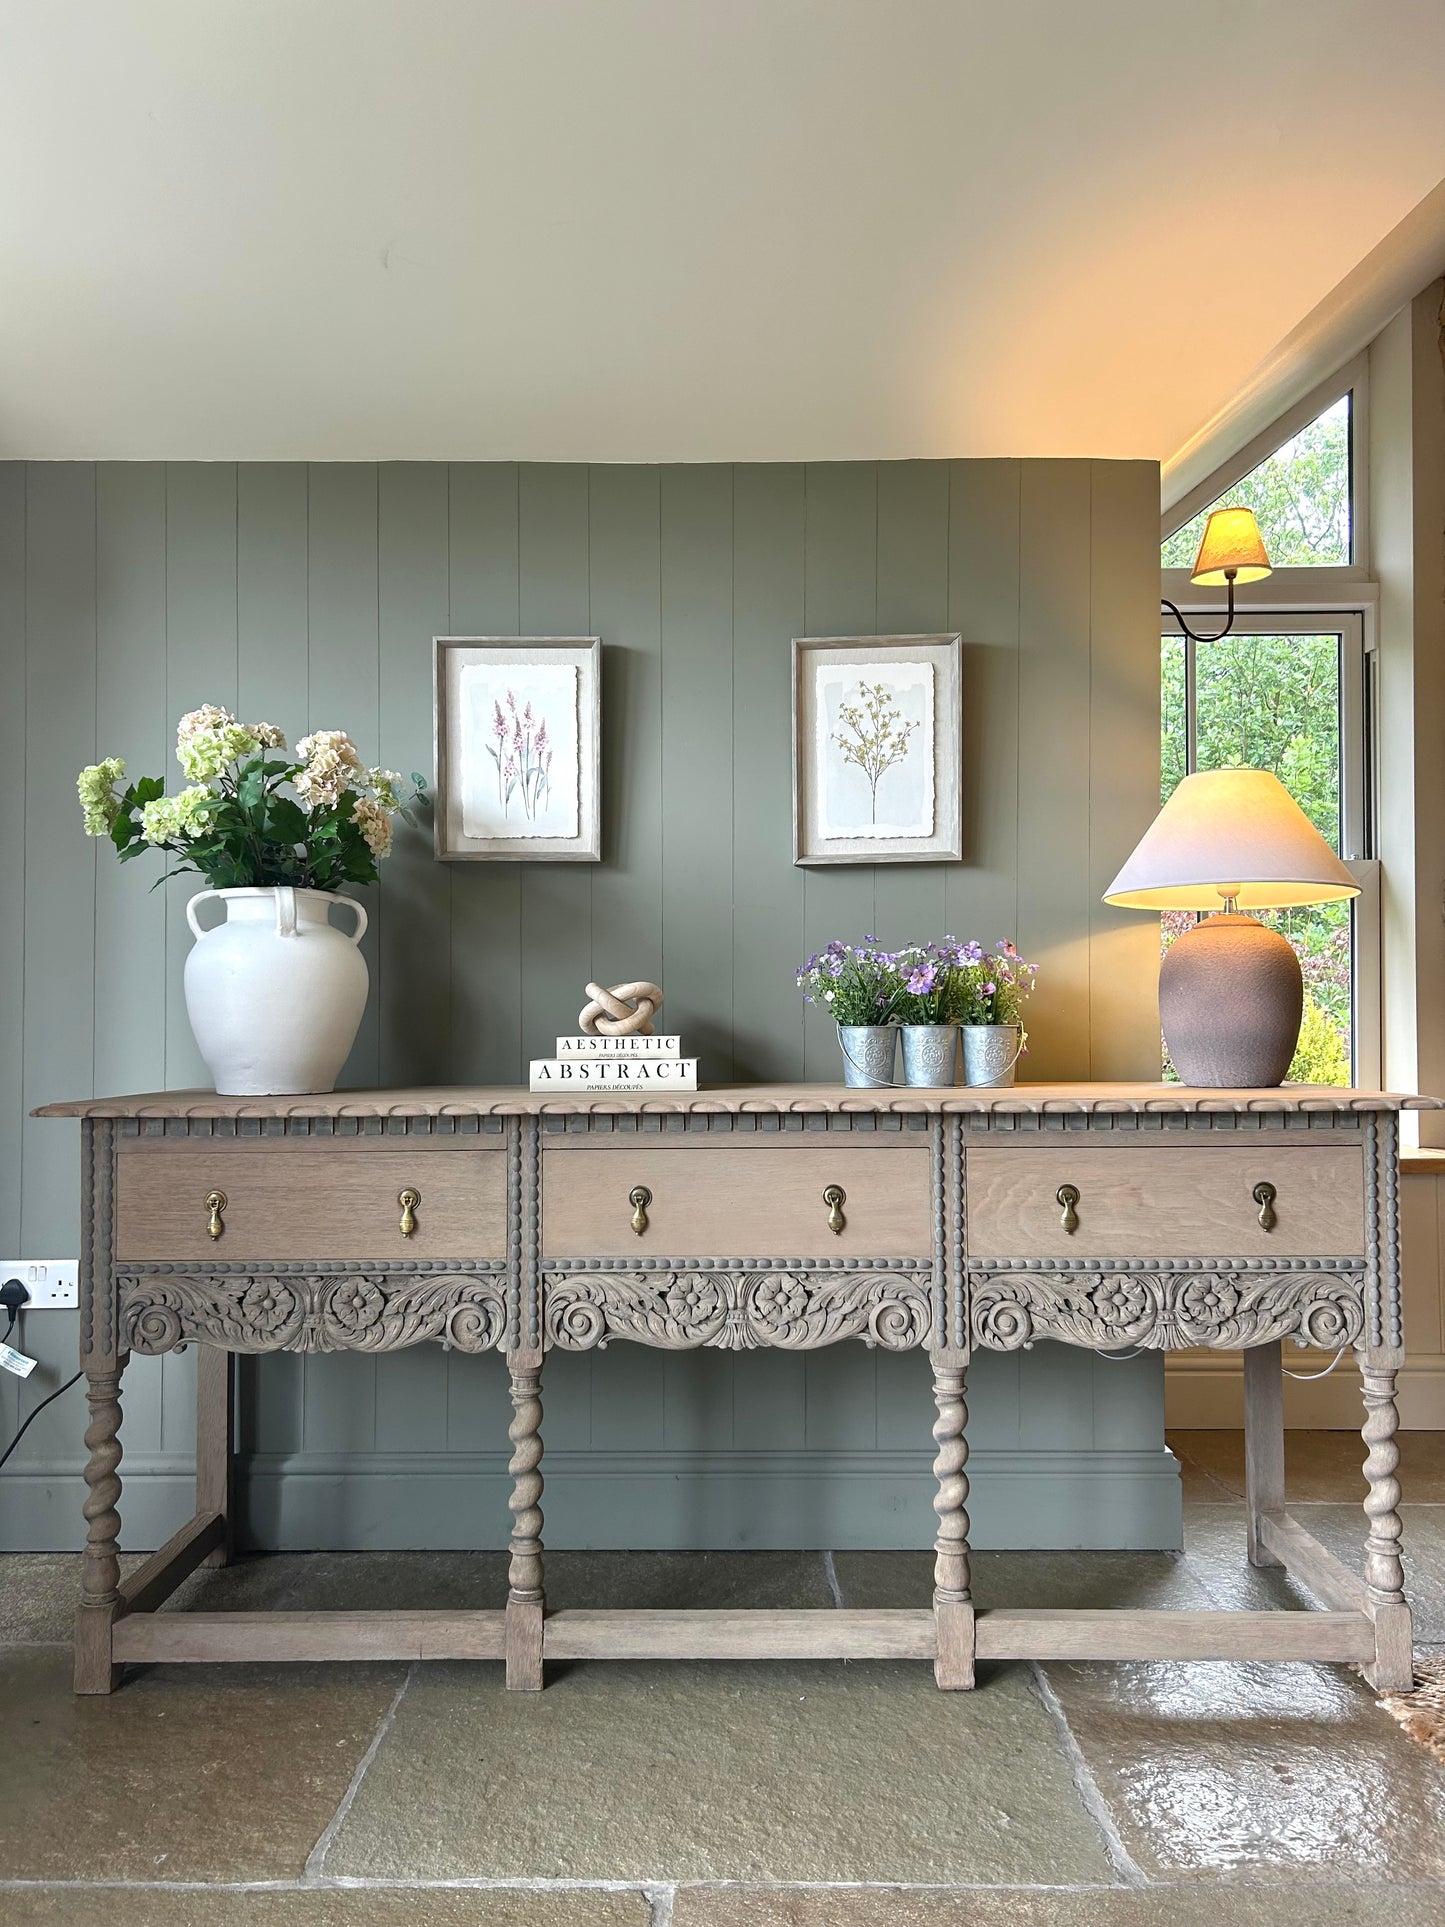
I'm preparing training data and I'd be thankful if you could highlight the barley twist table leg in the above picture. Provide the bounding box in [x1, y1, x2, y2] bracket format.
[1360, 1356, 1413, 1691]
[74, 1365, 123, 1693]
[506, 1347, 545, 1689]
[931, 1353, 974, 1689]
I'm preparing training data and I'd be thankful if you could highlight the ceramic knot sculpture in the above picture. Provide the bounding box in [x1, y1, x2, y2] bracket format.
[579, 980, 663, 1037]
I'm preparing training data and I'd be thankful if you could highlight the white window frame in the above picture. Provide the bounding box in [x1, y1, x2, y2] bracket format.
[1160, 607, 1380, 1086]
[1162, 353, 1371, 601]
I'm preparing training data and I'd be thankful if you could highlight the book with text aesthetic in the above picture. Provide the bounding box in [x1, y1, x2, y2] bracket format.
[554, 1034, 682, 1057]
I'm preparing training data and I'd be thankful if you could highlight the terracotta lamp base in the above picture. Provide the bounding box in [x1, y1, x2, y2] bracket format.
[1160, 912, 1303, 1088]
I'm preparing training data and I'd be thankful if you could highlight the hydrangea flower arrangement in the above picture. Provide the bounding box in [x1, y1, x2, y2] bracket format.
[77, 706, 427, 892]
[795, 938, 903, 1026]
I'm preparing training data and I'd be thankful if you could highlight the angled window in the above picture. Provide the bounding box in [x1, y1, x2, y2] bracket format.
[1162, 393, 1352, 569]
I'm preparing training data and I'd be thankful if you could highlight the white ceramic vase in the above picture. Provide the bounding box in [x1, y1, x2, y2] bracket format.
[183, 887, 369, 1096]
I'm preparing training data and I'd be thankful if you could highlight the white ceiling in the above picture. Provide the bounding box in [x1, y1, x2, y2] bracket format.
[3, 1, 1443, 464]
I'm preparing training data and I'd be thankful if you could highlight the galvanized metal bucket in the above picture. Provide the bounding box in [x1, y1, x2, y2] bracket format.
[900, 1024, 959, 1087]
[962, 1023, 1023, 1088]
[837, 1025, 898, 1089]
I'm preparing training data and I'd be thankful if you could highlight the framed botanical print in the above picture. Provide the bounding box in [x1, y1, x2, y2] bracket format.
[434, 637, 601, 861]
[792, 634, 963, 865]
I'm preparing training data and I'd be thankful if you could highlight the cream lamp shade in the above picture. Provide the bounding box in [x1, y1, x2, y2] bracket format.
[1189, 507, 1272, 586]
[1103, 768, 1359, 912]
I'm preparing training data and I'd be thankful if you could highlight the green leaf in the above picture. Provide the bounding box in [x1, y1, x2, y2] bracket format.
[134, 775, 166, 804]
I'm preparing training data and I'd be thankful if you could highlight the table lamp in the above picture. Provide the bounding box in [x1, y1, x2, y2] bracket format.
[1103, 769, 1358, 1087]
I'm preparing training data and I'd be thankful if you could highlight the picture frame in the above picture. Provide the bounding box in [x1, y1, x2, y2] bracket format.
[791, 633, 963, 866]
[434, 636, 602, 862]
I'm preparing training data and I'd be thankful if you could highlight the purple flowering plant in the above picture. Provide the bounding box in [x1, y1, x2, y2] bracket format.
[794, 938, 904, 1027]
[955, 939, 1039, 1027]
[889, 938, 976, 1025]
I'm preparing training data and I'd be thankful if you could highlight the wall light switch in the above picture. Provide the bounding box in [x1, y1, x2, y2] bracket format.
[0, 1261, 79, 1310]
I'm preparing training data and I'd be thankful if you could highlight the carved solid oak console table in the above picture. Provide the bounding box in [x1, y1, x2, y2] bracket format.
[35, 1083, 1430, 1696]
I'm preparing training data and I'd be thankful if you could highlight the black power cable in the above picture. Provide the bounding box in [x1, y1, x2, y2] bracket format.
[0, 1278, 83, 1472]
[0, 1370, 83, 1472]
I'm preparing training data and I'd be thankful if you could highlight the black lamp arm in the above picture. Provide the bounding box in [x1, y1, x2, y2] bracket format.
[1161, 572, 1238, 645]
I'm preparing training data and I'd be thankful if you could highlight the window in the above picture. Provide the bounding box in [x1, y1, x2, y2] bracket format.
[1160, 613, 1376, 1086]
[1163, 393, 1352, 570]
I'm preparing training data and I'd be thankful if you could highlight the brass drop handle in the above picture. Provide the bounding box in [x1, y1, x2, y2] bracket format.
[398, 1188, 420, 1238]
[1253, 1180, 1277, 1233]
[1057, 1184, 1080, 1235]
[629, 1185, 652, 1237]
[823, 1183, 847, 1236]
[205, 1190, 227, 1241]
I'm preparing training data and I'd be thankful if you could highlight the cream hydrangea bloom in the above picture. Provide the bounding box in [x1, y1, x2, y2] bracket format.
[250, 722, 287, 750]
[176, 703, 232, 745]
[179, 722, 262, 783]
[141, 786, 213, 845]
[351, 795, 394, 859]
[296, 730, 364, 809]
[77, 758, 126, 836]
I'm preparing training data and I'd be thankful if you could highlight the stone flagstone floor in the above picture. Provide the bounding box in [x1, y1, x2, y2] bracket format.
[0, 1430, 1443, 1925]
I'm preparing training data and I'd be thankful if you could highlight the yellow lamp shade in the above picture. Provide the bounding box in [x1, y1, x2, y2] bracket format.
[1102, 768, 1359, 912]
[1189, 507, 1272, 587]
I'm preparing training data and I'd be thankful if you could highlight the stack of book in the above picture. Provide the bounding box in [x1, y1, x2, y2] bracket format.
[529, 1031, 698, 1093]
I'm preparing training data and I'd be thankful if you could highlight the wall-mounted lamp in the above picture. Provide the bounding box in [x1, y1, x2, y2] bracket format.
[1162, 506, 1272, 643]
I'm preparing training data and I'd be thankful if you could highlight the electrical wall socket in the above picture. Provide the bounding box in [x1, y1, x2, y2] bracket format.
[0, 1260, 79, 1310]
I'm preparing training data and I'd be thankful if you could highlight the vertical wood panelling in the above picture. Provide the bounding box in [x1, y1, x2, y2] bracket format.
[378, 464, 452, 1085]
[22, 465, 97, 1253]
[0, 466, 26, 1457]
[801, 464, 879, 1078]
[731, 465, 806, 1081]
[947, 460, 1021, 948]
[517, 464, 592, 1069]
[4, 455, 1171, 1550]
[95, 467, 168, 1099]
[874, 461, 950, 948]
[661, 465, 734, 1081]
[237, 464, 309, 729]
[1016, 462, 1093, 1080]
[164, 463, 238, 1090]
[1087, 460, 1163, 1079]
[588, 465, 664, 999]
[306, 464, 381, 1087]
[0, 466, 26, 1261]
[447, 463, 523, 1083]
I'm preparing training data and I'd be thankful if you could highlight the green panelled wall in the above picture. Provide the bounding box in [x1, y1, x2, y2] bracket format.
[0, 459, 1176, 1554]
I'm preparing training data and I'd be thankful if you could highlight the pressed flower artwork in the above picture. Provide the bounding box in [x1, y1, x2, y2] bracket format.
[436, 638, 601, 861]
[816, 662, 934, 839]
[792, 635, 962, 865]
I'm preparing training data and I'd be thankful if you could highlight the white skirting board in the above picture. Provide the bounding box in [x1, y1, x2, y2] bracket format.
[1165, 1352, 1445, 1429]
[0, 1445, 1183, 1555]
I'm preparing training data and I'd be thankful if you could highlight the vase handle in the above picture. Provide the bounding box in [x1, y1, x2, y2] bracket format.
[334, 897, 368, 946]
[185, 889, 224, 941]
[274, 886, 298, 939]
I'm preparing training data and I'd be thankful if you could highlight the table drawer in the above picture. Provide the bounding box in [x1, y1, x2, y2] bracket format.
[114, 1139, 508, 1262]
[540, 1140, 933, 1260]
[965, 1143, 1365, 1260]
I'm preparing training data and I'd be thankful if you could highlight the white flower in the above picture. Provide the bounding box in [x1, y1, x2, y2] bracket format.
[351, 794, 394, 859]
[176, 703, 232, 746]
[178, 723, 260, 782]
[77, 757, 125, 836]
[249, 722, 287, 749]
[296, 730, 364, 810]
[140, 786, 212, 845]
